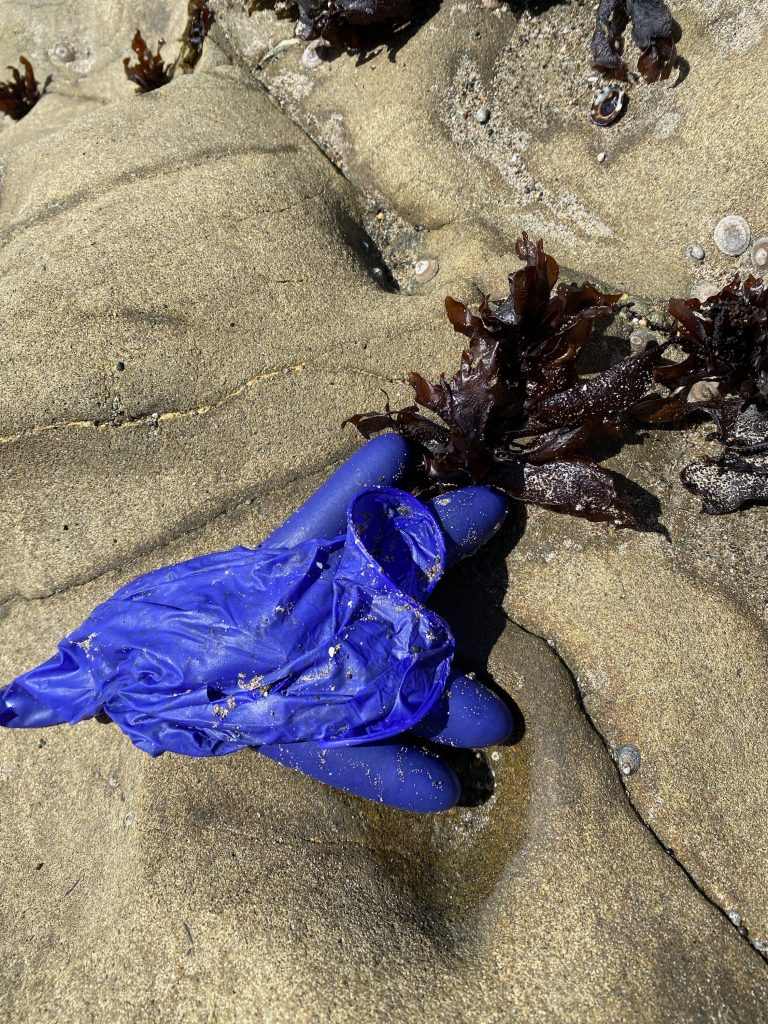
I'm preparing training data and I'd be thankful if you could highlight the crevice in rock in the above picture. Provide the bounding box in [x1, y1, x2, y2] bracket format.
[211, 27, 436, 290]
[0, 361, 309, 446]
[502, 608, 768, 967]
[0, 356, 403, 447]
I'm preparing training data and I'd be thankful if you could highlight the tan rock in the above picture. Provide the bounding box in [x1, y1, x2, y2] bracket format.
[1, 2, 768, 1020]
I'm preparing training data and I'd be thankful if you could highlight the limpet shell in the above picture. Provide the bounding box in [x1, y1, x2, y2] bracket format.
[751, 236, 768, 269]
[414, 258, 439, 284]
[713, 215, 750, 257]
[617, 744, 641, 777]
[590, 87, 626, 127]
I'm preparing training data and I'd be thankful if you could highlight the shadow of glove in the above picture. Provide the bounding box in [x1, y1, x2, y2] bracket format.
[1, 436, 515, 812]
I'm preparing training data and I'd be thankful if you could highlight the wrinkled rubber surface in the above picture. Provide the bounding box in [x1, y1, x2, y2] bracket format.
[1, 488, 453, 756]
[260, 739, 462, 813]
[0, 437, 516, 811]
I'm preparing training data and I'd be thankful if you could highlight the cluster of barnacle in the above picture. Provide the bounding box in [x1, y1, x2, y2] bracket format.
[123, 0, 214, 94]
[346, 237, 768, 528]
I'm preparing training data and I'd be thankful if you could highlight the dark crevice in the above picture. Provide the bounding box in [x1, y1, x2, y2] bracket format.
[501, 608, 768, 967]
[211, 25, 428, 289]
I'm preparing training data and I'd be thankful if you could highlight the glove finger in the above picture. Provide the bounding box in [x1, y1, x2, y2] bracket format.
[409, 671, 516, 748]
[426, 487, 508, 567]
[259, 738, 461, 812]
[0, 682, 71, 728]
[265, 434, 411, 547]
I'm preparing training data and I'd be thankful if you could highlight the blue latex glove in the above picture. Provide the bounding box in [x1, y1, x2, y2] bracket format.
[0, 437, 514, 811]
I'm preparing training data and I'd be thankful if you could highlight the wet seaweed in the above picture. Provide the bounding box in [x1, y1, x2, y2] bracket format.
[345, 234, 665, 530]
[634, 276, 768, 514]
[124, 2, 214, 93]
[249, 1, 438, 57]
[123, 31, 175, 93]
[592, 0, 681, 83]
[0, 57, 41, 121]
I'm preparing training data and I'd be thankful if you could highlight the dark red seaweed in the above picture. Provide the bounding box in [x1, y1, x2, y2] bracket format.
[0, 58, 41, 121]
[123, 31, 175, 93]
[345, 235, 662, 530]
[592, 0, 680, 84]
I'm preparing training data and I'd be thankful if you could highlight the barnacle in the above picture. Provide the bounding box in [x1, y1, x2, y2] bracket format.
[346, 235, 664, 530]
[0, 57, 41, 121]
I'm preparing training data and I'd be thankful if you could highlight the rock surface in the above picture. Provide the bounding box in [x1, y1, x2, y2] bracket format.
[1, 1, 767, 1020]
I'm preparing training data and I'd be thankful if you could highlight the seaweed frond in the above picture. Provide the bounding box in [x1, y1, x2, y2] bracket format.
[123, 30, 175, 93]
[0, 57, 41, 121]
[345, 235, 665, 530]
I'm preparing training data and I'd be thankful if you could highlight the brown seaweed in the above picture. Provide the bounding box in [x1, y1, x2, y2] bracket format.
[123, 31, 175, 93]
[638, 275, 768, 513]
[0, 57, 41, 121]
[346, 235, 664, 530]
[247, 1, 437, 57]
[124, 3, 213, 93]
[592, 0, 681, 84]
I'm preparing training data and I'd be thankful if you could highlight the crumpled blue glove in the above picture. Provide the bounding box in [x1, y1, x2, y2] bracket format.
[0, 436, 515, 811]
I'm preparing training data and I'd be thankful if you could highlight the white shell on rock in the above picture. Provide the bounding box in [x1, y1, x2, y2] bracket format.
[52, 41, 76, 63]
[301, 41, 328, 69]
[751, 237, 768, 269]
[690, 280, 720, 303]
[713, 215, 751, 257]
[688, 379, 721, 403]
[414, 258, 439, 284]
[685, 242, 705, 261]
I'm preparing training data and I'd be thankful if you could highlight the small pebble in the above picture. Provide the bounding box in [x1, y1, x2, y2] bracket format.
[115, 361, 125, 372]
[413, 258, 439, 284]
[617, 744, 641, 777]
[751, 237, 768, 269]
[475, 107, 491, 124]
[685, 242, 705, 261]
[713, 215, 751, 257]
[597, 152, 606, 163]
